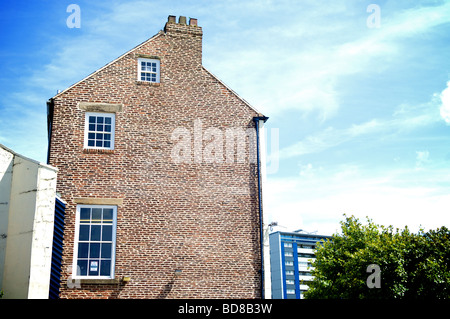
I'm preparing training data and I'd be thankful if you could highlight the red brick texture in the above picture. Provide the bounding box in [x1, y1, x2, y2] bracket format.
[47, 16, 264, 299]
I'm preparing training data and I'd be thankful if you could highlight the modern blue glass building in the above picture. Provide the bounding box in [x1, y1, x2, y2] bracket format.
[269, 230, 330, 299]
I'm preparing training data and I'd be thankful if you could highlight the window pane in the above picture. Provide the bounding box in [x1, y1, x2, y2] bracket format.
[88, 140, 95, 147]
[89, 260, 99, 276]
[89, 116, 96, 123]
[104, 125, 111, 132]
[78, 243, 89, 258]
[102, 225, 112, 241]
[92, 208, 102, 223]
[96, 140, 102, 147]
[104, 141, 110, 148]
[79, 225, 90, 241]
[80, 208, 90, 222]
[104, 134, 111, 141]
[97, 124, 104, 131]
[103, 209, 113, 222]
[100, 260, 111, 276]
[97, 117, 104, 124]
[90, 243, 100, 258]
[77, 260, 88, 276]
[89, 124, 96, 131]
[101, 243, 112, 258]
[91, 225, 101, 241]
[105, 117, 111, 124]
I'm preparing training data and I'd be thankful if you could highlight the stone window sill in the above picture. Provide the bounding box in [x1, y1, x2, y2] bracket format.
[79, 278, 121, 285]
[136, 81, 161, 87]
[65, 278, 124, 287]
[83, 148, 115, 154]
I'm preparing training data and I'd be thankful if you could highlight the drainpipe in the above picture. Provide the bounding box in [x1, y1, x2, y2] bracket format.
[253, 116, 269, 299]
[46, 99, 54, 165]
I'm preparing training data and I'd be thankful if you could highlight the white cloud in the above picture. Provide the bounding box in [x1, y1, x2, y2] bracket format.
[382, 2, 450, 38]
[211, 1, 450, 121]
[266, 164, 450, 235]
[278, 95, 441, 160]
[298, 163, 316, 178]
[277, 119, 384, 159]
[439, 81, 450, 124]
[415, 150, 430, 169]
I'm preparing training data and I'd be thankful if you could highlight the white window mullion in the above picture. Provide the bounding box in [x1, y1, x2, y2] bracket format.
[137, 58, 160, 83]
[73, 205, 117, 279]
[84, 112, 115, 150]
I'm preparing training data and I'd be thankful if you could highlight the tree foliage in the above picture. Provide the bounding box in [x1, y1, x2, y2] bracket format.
[304, 215, 450, 299]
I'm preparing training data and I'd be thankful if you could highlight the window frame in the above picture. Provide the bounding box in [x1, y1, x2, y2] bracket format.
[83, 112, 115, 150]
[137, 58, 160, 83]
[72, 205, 118, 280]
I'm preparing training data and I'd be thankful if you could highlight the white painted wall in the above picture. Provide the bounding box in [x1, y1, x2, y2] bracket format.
[0, 144, 57, 299]
[0, 147, 14, 292]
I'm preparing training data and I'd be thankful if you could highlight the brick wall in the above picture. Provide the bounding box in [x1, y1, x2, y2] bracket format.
[48, 16, 263, 299]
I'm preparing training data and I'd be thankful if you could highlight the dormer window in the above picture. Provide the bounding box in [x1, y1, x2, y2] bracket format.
[138, 58, 160, 83]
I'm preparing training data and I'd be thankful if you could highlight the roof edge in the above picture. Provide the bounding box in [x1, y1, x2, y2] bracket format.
[48, 30, 267, 121]
[202, 66, 266, 118]
[0, 143, 58, 172]
[270, 230, 332, 238]
[50, 31, 165, 100]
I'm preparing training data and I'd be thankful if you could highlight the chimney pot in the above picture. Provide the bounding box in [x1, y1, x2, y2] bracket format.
[168, 15, 176, 23]
[189, 18, 198, 26]
[178, 16, 187, 25]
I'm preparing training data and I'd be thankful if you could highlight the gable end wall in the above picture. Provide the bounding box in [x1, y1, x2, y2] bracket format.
[48, 17, 263, 299]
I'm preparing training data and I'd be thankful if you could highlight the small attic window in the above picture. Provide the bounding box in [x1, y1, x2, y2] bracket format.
[138, 58, 160, 83]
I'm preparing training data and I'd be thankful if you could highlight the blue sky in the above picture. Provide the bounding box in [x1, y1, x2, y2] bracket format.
[1, 0, 450, 235]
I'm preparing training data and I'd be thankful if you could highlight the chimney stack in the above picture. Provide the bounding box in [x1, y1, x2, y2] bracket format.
[165, 15, 201, 31]
[163, 15, 203, 66]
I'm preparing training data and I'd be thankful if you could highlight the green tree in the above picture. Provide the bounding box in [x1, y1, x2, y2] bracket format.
[403, 226, 450, 298]
[304, 215, 450, 299]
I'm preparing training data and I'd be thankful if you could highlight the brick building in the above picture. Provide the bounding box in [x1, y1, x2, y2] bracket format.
[46, 15, 270, 298]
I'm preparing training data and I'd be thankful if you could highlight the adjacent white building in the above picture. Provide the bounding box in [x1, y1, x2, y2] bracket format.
[0, 144, 58, 299]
